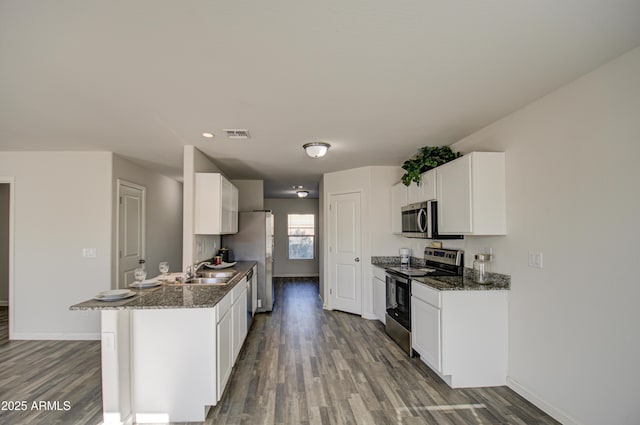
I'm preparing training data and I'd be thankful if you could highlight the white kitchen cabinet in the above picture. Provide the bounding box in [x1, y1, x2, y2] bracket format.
[406, 168, 437, 204]
[195, 173, 239, 235]
[372, 266, 386, 323]
[411, 280, 508, 388]
[216, 291, 233, 400]
[232, 278, 248, 362]
[436, 152, 506, 235]
[420, 169, 437, 201]
[391, 182, 407, 234]
[411, 286, 441, 372]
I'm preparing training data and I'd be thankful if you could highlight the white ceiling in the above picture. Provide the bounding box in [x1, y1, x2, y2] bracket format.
[2, 1, 640, 198]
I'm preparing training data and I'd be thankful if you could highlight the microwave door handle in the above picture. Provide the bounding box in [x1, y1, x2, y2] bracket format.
[418, 208, 427, 233]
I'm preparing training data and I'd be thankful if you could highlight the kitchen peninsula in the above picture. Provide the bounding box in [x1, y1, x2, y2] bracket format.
[70, 261, 257, 424]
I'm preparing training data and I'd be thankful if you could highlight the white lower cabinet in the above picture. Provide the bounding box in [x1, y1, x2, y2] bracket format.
[411, 294, 441, 372]
[232, 279, 248, 362]
[216, 291, 234, 401]
[372, 266, 386, 323]
[217, 277, 249, 401]
[411, 280, 508, 388]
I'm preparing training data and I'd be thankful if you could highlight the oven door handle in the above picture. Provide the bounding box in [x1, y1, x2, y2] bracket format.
[417, 208, 427, 233]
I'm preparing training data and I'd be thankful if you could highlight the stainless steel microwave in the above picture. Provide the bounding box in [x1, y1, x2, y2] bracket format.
[401, 201, 462, 239]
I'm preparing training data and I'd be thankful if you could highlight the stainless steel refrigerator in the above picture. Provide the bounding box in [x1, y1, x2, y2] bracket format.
[222, 211, 274, 312]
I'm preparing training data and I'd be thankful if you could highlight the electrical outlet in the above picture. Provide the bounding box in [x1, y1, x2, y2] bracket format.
[528, 252, 543, 268]
[257, 299, 262, 308]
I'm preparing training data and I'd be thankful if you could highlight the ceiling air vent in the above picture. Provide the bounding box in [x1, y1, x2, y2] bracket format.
[223, 129, 250, 139]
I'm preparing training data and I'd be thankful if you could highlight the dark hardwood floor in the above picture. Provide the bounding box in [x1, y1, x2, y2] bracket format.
[0, 282, 559, 425]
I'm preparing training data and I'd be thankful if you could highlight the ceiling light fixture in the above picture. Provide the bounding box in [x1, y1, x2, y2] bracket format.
[303, 142, 331, 158]
[296, 190, 309, 198]
[202, 132, 214, 138]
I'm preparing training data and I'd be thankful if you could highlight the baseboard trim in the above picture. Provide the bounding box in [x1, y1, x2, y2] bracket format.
[273, 273, 319, 278]
[361, 313, 378, 321]
[507, 377, 583, 425]
[0, 300, 7, 307]
[10, 332, 100, 341]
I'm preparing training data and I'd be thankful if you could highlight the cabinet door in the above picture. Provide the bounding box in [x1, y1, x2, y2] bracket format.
[231, 184, 239, 233]
[411, 296, 442, 372]
[390, 182, 407, 234]
[372, 277, 386, 323]
[195, 173, 223, 234]
[221, 176, 233, 233]
[437, 155, 472, 234]
[406, 181, 423, 204]
[216, 309, 233, 400]
[421, 169, 437, 201]
[232, 286, 247, 361]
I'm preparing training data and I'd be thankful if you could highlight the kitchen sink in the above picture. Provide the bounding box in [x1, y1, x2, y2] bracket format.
[184, 277, 231, 285]
[196, 270, 236, 279]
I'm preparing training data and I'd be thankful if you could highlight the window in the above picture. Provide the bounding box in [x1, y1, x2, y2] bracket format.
[288, 214, 315, 259]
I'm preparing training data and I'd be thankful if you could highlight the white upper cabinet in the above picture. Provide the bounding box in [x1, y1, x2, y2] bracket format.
[391, 182, 407, 234]
[436, 152, 506, 235]
[406, 169, 437, 205]
[195, 173, 239, 235]
[420, 169, 437, 201]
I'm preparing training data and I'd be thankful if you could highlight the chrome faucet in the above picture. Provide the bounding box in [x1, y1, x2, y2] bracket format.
[192, 260, 212, 275]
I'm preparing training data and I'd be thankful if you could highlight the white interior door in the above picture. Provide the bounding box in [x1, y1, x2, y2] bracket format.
[117, 180, 146, 288]
[329, 192, 362, 315]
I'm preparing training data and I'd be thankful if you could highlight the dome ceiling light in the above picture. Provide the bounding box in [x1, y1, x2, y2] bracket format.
[303, 142, 331, 158]
[296, 190, 309, 198]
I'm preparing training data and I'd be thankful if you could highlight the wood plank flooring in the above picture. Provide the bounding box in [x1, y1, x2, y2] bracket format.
[0, 281, 560, 425]
[205, 279, 560, 425]
[0, 307, 103, 425]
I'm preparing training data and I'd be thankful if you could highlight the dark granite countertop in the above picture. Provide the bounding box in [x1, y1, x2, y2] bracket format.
[70, 261, 257, 310]
[371, 257, 510, 291]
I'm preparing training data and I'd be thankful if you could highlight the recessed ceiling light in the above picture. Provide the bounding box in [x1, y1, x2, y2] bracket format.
[297, 190, 309, 198]
[202, 132, 214, 138]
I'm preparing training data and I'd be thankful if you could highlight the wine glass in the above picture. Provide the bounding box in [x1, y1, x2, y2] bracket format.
[159, 262, 170, 281]
[134, 267, 147, 282]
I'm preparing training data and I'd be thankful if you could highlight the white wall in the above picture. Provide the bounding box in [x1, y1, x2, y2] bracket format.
[183, 146, 223, 267]
[112, 155, 183, 283]
[264, 198, 319, 277]
[0, 184, 9, 304]
[232, 180, 264, 211]
[440, 47, 640, 425]
[0, 152, 112, 339]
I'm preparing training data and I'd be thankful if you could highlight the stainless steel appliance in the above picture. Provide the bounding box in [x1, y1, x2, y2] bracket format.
[401, 201, 462, 239]
[385, 247, 464, 355]
[222, 211, 275, 312]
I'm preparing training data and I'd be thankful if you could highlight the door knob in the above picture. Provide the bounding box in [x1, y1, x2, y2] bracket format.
[355, 258, 360, 262]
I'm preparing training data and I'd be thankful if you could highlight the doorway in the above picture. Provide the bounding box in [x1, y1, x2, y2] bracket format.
[0, 179, 13, 341]
[328, 191, 362, 315]
[116, 180, 146, 289]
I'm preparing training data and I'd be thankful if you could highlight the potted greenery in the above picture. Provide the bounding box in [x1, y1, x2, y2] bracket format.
[401, 146, 462, 186]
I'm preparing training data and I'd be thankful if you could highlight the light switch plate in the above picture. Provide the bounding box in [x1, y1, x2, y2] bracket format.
[528, 252, 543, 268]
[82, 248, 97, 258]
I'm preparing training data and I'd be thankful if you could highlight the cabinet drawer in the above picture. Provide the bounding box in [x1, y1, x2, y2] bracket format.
[216, 291, 233, 323]
[232, 278, 247, 303]
[412, 281, 441, 308]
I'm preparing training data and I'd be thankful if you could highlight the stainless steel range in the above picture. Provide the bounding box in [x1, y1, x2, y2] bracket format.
[385, 247, 464, 355]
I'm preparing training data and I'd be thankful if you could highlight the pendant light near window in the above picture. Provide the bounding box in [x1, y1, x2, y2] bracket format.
[296, 190, 309, 198]
[303, 142, 331, 158]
